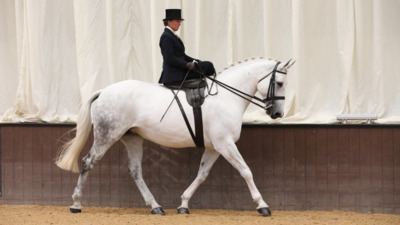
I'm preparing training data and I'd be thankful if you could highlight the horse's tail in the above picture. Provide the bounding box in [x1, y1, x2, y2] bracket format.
[55, 90, 102, 173]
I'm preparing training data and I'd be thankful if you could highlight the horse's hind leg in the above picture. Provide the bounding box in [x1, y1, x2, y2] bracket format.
[215, 140, 271, 216]
[70, 138, 116, 213]
[178, 149, 220, 214]
[120, 134, 164, 215]
[70, 122, 124, 213]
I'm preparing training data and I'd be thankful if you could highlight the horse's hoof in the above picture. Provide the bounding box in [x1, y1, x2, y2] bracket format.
[151, 207, 165, 215]
[70, 208, 82, 213]
[177, 208, 190, 214]
[257, 207, 271, 216]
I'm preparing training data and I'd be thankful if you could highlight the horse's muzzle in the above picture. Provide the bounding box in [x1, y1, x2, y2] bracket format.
[267, 109, 283, 119]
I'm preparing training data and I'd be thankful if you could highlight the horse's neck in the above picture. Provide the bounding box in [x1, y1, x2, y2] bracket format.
[215, 61, 268, 112]
[218, 62, 265, 96]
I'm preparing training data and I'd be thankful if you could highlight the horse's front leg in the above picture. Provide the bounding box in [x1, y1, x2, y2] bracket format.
[178, 149, 220, 214]
[215, 140, 271, 216]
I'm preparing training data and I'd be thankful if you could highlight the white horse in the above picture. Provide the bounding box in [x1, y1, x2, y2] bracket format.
[56, 58, 294, 216]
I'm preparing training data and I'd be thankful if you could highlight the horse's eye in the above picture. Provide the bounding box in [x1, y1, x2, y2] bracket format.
[277, 82, 283, 87]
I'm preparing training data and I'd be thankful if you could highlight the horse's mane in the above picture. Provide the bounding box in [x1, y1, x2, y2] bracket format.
[218, 57, 278, 74]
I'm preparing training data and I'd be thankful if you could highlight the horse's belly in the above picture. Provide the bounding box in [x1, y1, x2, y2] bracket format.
[132, 126, 197, 148]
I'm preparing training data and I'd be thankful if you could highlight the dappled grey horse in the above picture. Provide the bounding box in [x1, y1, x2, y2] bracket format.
[56, 58, 294, 216]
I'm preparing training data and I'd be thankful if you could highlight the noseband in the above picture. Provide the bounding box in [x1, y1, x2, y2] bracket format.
[206, 61, 286, 111]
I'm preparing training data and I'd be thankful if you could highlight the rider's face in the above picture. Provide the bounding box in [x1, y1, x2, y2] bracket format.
[168, 19, 182, 31]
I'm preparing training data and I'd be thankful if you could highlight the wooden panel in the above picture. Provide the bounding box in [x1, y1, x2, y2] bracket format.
[337, 127, 351, 210]
[22, 127, 33, 204]
[0, 127, 1, 197]
[293, 127, 306, 210]
[272, 127, 285, 209]
[305, 128, 318, 209]
[32, 127, 44, 205]
[326, 128, 339, 209]
[283, 127, 296, 210]
[261, 126, 275, 208]
[1, 127, 14, 202]
[249, 127, 267, 209]
[394, 129, 400, 214]
[359, 127, 373, 211]
[381, 128, 394, 213]
[1, 124, 400, 214]
[315, 128, 328, 209]
[347, 127, 361, 210]
[13, 127, 24, 204]
[41, 127, 54, 205]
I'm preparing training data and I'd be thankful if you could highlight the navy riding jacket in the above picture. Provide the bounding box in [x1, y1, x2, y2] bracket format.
[158, 28, 196, 84]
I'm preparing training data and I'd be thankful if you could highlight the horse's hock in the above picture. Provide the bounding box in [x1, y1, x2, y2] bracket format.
[0, 123, 399, 214]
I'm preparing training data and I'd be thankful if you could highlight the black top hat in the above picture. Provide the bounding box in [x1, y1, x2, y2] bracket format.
[163, 9, 184, 21]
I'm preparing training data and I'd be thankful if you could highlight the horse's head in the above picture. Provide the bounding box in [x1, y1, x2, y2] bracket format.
[257, 59, 295, 119]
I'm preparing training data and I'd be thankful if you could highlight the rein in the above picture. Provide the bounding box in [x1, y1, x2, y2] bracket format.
[206, 61, 286, 110]
[206, 76, 269, 109]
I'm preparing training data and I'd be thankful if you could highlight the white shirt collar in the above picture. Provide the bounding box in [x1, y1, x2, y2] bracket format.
[166, 26, 180, 38]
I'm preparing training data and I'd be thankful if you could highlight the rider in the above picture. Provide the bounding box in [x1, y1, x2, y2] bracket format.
[158, 9, 216, 85]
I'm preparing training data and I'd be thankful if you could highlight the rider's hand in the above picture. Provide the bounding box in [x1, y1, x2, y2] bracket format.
[186, 62, 196, 71]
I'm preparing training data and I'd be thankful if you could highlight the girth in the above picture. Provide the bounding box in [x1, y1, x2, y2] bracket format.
[164, 79, 206, 148]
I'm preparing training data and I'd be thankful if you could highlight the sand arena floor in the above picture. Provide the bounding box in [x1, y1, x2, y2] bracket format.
[0, 205, 399, 225]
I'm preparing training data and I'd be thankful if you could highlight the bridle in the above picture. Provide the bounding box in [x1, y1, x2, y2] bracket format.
[259, 61, 287, 110]
[206, 61, 287, 112]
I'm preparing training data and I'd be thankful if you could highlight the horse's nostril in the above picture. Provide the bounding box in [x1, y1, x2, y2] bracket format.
[273, 112, 282, 119]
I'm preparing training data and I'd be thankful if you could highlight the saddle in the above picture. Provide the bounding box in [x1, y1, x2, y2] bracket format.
[164, 79, 207, 148]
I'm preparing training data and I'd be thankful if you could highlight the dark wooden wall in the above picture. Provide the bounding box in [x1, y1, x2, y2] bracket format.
[0, 124, 399, 214]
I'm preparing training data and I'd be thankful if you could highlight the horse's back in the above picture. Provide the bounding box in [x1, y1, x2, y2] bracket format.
[104, 79, 159, 92]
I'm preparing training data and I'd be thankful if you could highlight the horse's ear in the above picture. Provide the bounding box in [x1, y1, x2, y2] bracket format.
[282, 59, 292, 69]
[286, 60, 296, 70]
[282, 59, 296, 70]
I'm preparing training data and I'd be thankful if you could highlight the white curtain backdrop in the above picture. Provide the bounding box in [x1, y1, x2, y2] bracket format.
[0, 0, 399, 123]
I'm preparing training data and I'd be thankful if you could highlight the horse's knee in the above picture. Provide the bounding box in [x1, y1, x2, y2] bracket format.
[196, 170, 209, 183]
[240, 168, 253, 181]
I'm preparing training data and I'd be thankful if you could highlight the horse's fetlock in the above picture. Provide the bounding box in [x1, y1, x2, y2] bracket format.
[181, 194, 190, 201]
[72, 193, 80, 201]
[253, 194, 263, 203]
